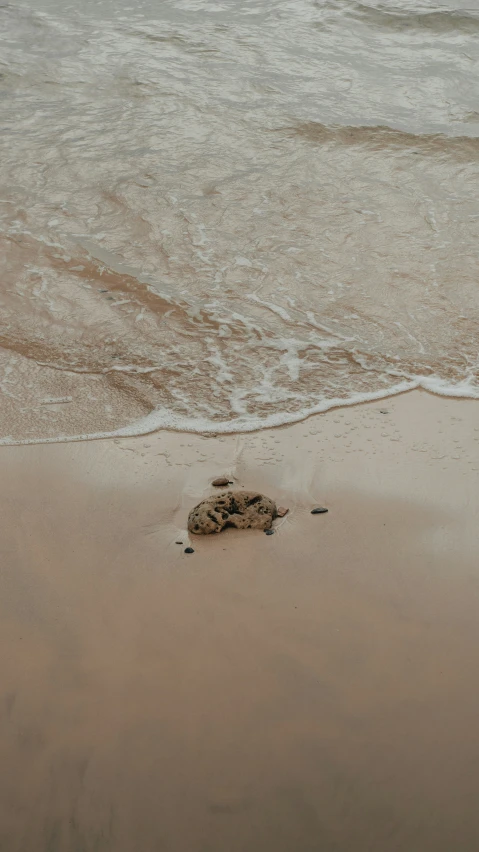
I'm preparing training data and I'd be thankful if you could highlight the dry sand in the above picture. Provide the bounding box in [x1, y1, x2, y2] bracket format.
[1, 390, 478, 852]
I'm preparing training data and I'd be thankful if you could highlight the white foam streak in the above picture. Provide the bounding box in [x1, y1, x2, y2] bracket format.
[2, 377, 478, 447]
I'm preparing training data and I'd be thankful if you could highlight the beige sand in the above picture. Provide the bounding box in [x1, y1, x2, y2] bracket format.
[0, 390, 478, 851]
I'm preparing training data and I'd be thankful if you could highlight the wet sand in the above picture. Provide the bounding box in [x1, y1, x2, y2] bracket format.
[1, 390, 479, 852]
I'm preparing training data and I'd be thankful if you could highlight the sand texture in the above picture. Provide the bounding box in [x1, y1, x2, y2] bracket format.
[1, 391, 479, 851]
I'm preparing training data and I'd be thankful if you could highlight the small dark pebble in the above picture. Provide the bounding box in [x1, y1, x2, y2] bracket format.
[184, 547, 194, 554]
[379, 409, 389, 414]
[264, 529, 275, 536]
[311, 507, 328, 515]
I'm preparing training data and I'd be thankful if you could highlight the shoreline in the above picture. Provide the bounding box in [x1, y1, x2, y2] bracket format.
[1, 389, 479, 851]
[2, 383, 479, 446]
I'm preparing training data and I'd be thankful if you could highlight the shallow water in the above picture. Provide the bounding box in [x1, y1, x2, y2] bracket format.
[1, 0, 479, 441]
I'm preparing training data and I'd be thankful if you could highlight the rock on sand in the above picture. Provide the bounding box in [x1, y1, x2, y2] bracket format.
[188, 491, 277, 535]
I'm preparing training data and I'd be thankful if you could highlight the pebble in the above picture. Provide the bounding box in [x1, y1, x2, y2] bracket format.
[212, 477, 231, 487]
[264, 529, 275, 535]
[311, 507, 328, 514]
[276, 506, 289, 517]
[184, 547, 195, 554]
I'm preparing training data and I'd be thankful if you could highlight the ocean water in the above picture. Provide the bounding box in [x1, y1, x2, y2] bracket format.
[1, 0, 479, 442]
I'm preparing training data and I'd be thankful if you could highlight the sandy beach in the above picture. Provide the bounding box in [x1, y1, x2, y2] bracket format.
[1, 389, 478, 851]
[3, 0, 479, 847]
